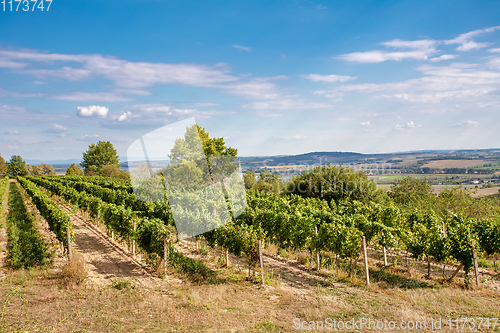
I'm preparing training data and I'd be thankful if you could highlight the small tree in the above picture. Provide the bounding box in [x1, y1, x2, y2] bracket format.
[253, 169, 283, 193]
[389, 177, 435, 211]
[7, 155, 27, 177]
[0, 154, 7, 175]
[243, 171, 256, 189]
[66, 163, 84, 176]
[39, 163, 56, 176]
[80, 141, 120, 175]
[99, 164, 130, 180]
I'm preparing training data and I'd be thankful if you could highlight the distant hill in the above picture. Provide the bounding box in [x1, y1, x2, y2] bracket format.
[237, 148, 500, 171]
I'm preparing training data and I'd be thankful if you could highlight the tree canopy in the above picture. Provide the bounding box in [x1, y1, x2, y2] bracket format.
[66, 163, 84, 176]
[0, 154, 7, 175]
[389, 177, 435, 211]
[7, 155, 27, 177]
[166, 124, 238, 183]
[81, 141, 120, 175]
[285, 164, 386, 205]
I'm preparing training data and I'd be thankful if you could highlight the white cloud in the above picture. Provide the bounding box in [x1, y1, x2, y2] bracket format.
[452, 120, 479, 128]
[7, 145, 18, 149]
[43, 123, 68, 133]
[4, 130, 19, 135]
[53, 91, 132, 102]
[301, 74, 356, 83]
[116, 112, 132, 122]
[338, 50, 433, 63]
[488, 48, 500, 53]
[76, 105, 109, 118]
[359, 121, 371, 126]
[52, 123, 67, 131]
[445, 26, 500, 51]
[316, 62, 500, 105]
[222, 77, 285, 99]
[103, 103, 236, 128]
[338, 39, 437, 63]
[394, 121, 416, 131]
[429, 54, 457, 62]
[242, 97, 330, 112]
[0, 49, 238, 89]
[233, 45, 252, 52]
[457, 41, 490, 51]
[381, 39, 436, 50]
[77, 134, 100, 142]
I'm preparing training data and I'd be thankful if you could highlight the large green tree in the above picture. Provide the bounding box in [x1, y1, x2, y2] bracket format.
[167, 124, 238, 182]
[285, 164, 386, 204]
[81, 141, 120, 176]
[7, 155, 27, 177]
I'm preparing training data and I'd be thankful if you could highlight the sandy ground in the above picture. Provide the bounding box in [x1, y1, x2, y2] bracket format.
[54, 199, 182, 289]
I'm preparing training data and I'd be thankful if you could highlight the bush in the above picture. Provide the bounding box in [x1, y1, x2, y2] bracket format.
[61, 253, 87, 286]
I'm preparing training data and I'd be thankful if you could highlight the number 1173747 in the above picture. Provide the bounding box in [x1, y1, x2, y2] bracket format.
[2, 0, 52, 12]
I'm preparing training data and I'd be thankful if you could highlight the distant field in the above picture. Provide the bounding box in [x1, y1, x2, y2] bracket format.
[421, 159, 487, 169]
[470, 186, 500, 197]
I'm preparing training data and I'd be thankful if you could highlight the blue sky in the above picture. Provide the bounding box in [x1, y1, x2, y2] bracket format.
[1, 0, 500, 161]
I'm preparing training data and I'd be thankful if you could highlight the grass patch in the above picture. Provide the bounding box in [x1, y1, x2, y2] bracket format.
[168, 248, 216, 283]
[112, 278, 131, 290]
[368, 266, 431, 289]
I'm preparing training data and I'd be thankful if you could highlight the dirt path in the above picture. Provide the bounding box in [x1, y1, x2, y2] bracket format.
[54, 200, 181, 289]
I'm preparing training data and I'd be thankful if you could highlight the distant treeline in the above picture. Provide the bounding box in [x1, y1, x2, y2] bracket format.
[397, 166, 496, 174]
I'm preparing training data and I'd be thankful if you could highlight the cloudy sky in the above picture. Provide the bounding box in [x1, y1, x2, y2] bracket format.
[1, 0, 500, 161]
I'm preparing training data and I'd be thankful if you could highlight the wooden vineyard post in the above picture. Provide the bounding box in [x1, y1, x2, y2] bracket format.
[258, 238, 264, 285]
[362, 236, 370, 285]
[383, 247, 388, 266]
[225, 247, 230, 267]
[315, 225, 320, 271]
[472, 242, 480, 287]
[132, 220, 136, 256]
[164, 235, 169, 275]
[67, 226, 72, 262]
[448, 264, 463, 281]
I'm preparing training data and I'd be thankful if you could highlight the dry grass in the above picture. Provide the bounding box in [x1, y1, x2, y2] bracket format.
[61, 252, 88, 287]
[0, 263, 499, 332]
[422, 159, 487, 169]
